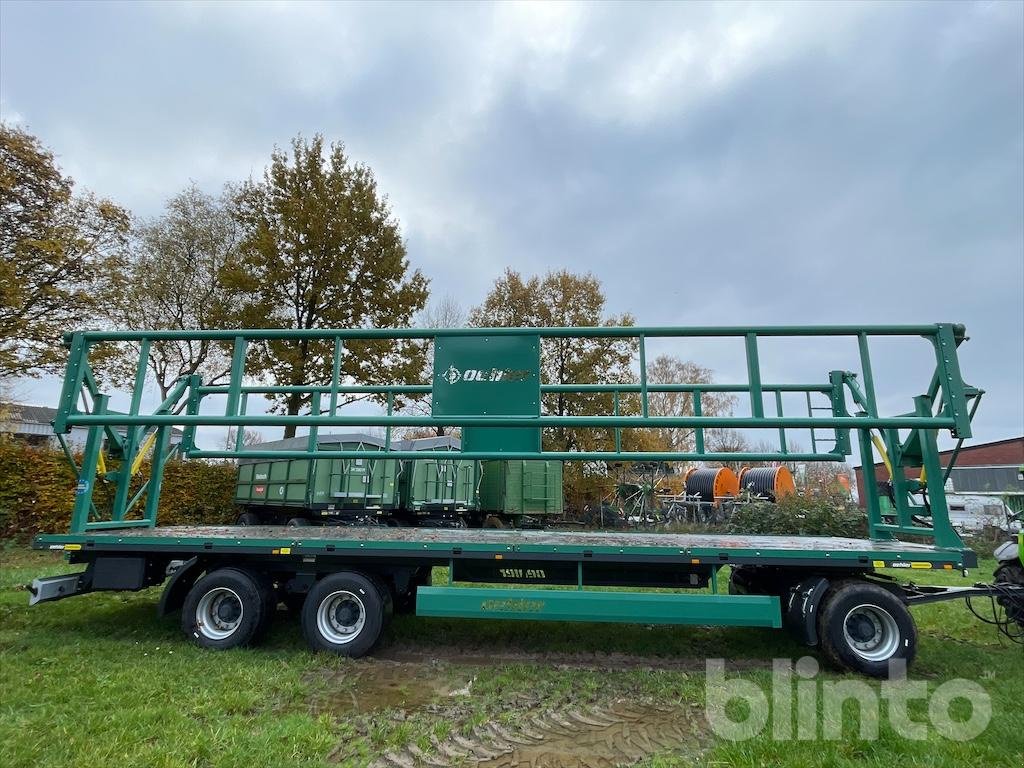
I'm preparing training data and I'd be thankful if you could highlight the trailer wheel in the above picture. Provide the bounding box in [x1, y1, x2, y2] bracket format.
[236, 512, 261, 526]
[287, 517, 310, 527]
[302, 572, 383, 656]
[817, 581, 916, 677]
[182, 568, 268, 650]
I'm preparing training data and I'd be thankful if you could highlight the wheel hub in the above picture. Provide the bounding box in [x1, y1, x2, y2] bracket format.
[846, 614, 877, 643]
[334, 601, 359, 627]
[217, 597, 242, 623]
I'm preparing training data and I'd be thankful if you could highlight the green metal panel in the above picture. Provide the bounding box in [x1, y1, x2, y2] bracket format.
[479, 460, 563, 515]
[432, 333, 541, 453]
[416, 586, 782, 627]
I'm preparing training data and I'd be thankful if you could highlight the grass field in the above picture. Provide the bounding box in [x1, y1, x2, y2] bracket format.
[1, 545, 1021, 768]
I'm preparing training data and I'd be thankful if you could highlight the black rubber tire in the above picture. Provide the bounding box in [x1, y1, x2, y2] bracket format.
[236, 512, 262, 526]
[994, 562, 1024, 627]
[301, 572, 384, 657]
[236, 568, 277, 638]
[182, 568, 268, 650]
[817, 580, 917, 677]
[287, 517, 311, 527]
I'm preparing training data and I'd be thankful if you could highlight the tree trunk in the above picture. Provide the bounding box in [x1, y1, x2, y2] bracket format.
[283, 391, 302, 439]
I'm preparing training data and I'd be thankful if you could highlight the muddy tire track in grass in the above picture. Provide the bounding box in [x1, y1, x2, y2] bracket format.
[370, 700, 707, 768]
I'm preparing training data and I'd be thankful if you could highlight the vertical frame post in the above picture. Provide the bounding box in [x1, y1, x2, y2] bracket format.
[693, 390, 704, 454]
[54, 333, 88, 434]
[915, 395, 963, 549]
[858, 426, 891, 540]
[775, 390, 787, 453]
[307, 391, 321, 454]
[613, 390, 622, 454]
[70, 393, 108, 534]
[234, 393, 249, 451]
[142, 427, 172, 527]
[745, 333, 764, 418]
[224, 336, 247, 417]
[930, 324, 972, 438]
[329, 337, 344, 416]
[112, 339, 150, 521]
[639, 334, 649, 418]
[857, 333, 878, 417]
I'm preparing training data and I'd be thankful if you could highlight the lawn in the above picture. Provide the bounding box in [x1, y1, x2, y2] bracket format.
[0, 545, 1021, 768]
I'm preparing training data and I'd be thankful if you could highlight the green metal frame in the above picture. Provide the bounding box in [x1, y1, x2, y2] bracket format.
[416, 587, 783, 628]
[51, 324, 981, 550]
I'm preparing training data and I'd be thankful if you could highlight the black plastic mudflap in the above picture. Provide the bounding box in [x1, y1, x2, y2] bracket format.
[784, 577, 830, 646]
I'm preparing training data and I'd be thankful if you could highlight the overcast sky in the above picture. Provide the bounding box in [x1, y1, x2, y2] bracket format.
[2, 0, 1022, 456]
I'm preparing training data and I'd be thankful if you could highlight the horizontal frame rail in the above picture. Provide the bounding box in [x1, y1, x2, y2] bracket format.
[66, 324, 958, 342]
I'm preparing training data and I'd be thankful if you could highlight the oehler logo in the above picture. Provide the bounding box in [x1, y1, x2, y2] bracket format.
[441, 365, 531, 385]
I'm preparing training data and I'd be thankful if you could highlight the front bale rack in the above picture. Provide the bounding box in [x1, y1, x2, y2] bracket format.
[28, 323, 1024, 676]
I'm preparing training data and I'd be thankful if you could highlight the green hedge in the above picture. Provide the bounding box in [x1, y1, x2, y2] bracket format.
[727, 490, 867, 539]
[0, 440, 238, 540]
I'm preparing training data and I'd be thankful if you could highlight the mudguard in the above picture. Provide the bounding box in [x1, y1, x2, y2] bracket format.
[784, 576, 830, 646]
[157, 557, 202, 617]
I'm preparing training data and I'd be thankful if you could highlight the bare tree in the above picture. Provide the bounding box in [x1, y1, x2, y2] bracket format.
[223, 426, 265, 451]
[95, 184, 239, 406]
[646, 354, 736, 454]
[402, 295, 467, 438]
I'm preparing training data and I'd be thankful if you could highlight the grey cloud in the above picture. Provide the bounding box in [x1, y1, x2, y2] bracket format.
[1, 0, 1020, 451]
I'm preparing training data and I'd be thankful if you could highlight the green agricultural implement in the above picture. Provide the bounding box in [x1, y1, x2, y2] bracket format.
[27, 323, 1024, 676]
[233, 433, 561, 528]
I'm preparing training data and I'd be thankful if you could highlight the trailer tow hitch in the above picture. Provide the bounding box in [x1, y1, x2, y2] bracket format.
[904, 582, 1024, 644]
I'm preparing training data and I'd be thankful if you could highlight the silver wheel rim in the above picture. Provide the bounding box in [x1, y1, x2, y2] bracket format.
[316, 590, 366, 645]
[843, 603, 900, 662]
[196, 587, 244, 640]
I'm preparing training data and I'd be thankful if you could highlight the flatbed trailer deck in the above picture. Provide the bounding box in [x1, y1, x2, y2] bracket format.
[25, 323, 1024, 676]
[35, 525, 976, 570]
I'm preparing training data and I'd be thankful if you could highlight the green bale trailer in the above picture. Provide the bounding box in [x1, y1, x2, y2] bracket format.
[478, 459, 562, 526]
[25, 323, 1024, 676]
[235, 433, 400, 525]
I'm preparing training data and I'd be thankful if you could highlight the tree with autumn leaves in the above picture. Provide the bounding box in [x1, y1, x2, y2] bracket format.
[0, 123, 129, 379]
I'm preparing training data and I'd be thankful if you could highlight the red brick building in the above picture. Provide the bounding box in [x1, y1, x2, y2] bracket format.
[854, 436, 1024, 510]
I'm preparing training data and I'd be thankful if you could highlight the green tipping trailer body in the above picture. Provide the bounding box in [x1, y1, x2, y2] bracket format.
[235, 434, 400, 520]
[479, 460, 562, 518]
[398, 435, 480, 520]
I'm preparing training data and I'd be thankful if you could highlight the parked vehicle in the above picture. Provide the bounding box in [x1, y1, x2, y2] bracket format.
[946, 493, 1021, 534]
[234, 433, 563, 528]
